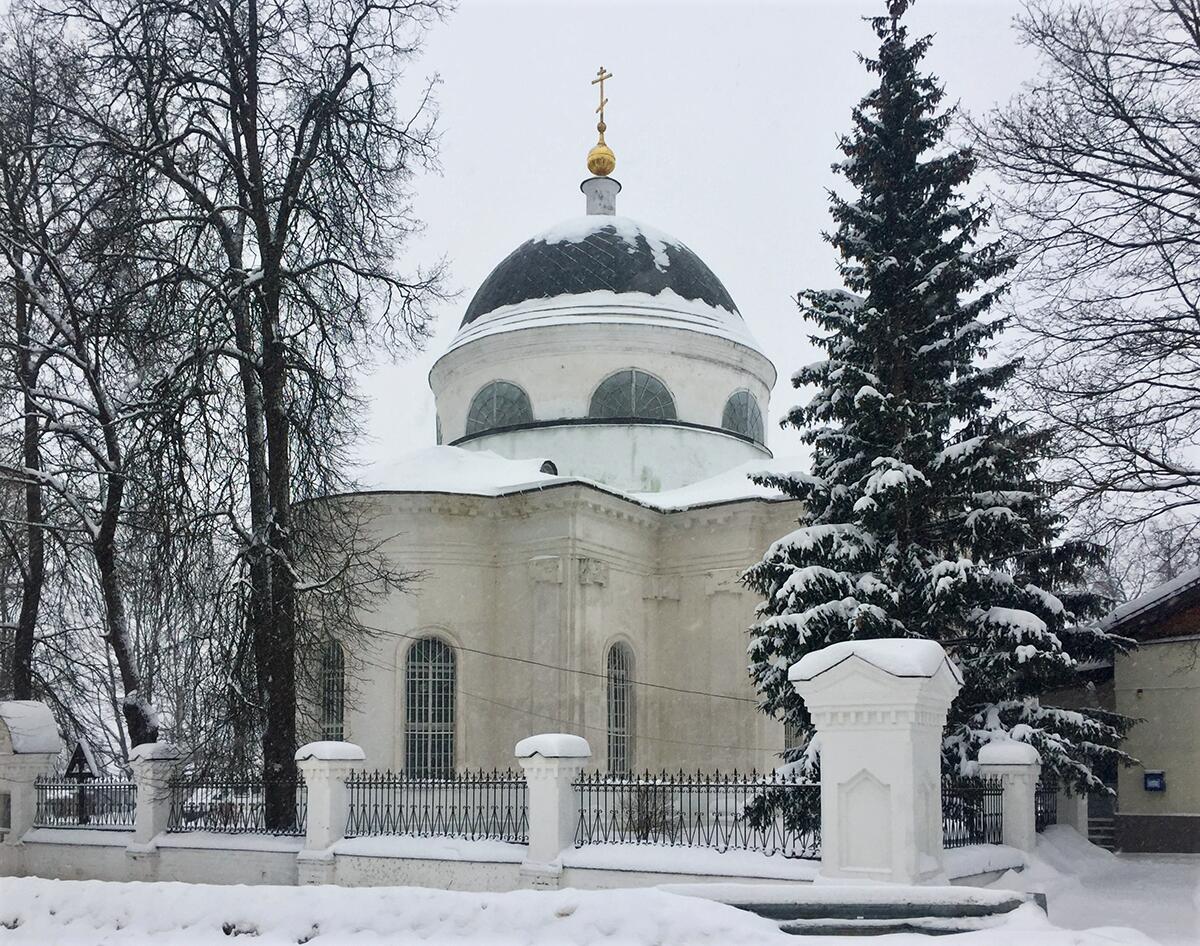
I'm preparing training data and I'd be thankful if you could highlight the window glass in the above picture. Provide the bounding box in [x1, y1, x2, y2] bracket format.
[589, 370, 676, 420]
[405, 638, 456, 776]
[607, 643, 634, 774]
[466, 381, 533, 435]
[721, 390, 765, 441]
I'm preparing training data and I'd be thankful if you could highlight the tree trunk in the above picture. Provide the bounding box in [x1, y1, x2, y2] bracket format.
[11, 262, 43, 699]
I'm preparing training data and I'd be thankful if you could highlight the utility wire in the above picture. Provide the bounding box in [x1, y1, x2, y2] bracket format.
[458, 686, 782, 755]
[343, 636, 783, 756]
[361, 622, 760, 706]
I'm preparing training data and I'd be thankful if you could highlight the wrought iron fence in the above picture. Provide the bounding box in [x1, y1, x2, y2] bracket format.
[1036, 780, 1058, 832]
[344, 769, 528, 843]
[167, 777, 307, 836]
[33, 777, 137, 829]
[942, 777, 1004, 848]
[573, 770, 821, 859]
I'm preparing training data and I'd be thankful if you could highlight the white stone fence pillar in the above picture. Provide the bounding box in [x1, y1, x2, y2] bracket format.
[0, 701, 63, 845]
[978, 740, 1041, 853]
[789, 640, 962, 884]
[516, 733, 591, 889]
[295, 741, 364, 885]
[128, 742, 181, 846]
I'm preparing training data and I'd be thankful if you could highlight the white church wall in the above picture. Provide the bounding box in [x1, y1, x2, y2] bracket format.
[336, 487, 799, 775]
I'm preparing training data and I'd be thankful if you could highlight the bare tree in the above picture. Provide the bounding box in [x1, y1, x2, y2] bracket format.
[972, 0, 1200, 532]
[28, 0, 446, 814]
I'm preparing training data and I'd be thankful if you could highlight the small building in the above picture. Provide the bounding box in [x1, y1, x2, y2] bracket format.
[1103, 569, 1200, 853]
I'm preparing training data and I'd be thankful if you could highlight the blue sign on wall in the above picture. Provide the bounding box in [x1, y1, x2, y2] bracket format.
[1144, 770, 1166, 792]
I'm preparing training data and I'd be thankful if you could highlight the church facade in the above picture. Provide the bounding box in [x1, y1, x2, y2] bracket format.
[320, 132, 801, 775]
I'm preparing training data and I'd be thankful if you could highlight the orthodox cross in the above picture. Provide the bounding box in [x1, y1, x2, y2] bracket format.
[592, 67, 613, 126]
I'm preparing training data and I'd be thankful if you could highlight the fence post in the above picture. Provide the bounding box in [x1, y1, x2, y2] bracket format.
[516, 733, 591, 889]
[1056, 785, 1089, 837]
[295, 741, 364, 885]
[126, 741, 181, 880]
[0, 702, 62, 858]
[978, 740, 1041, 854]
[790, 640, 962, 884]
[129, 742, 181, 845]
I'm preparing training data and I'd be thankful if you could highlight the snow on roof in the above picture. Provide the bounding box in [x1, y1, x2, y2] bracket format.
[1105, 564, 1200, 629]
[789, 639, 963, 683]
[358, 447, 800, 513]
[0, 700, 62, 754]
[446, 289, 764, 357]
[534, 215, 679, 271]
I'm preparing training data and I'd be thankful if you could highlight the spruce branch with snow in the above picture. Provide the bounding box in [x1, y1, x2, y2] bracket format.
[743, 0, 1133, 792]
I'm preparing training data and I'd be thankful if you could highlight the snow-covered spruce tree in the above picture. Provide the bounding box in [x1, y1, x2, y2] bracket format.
[742, 0, 1132, 792]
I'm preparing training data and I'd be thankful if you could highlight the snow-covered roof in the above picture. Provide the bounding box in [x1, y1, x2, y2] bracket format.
[358, 447, 800, 513]
[1104, 564, 1200, 632]
[461, 214, 740, 324]
[789, 639, 963, 683]
[0, 700, 62, 754]
[446, 289, 763, 357]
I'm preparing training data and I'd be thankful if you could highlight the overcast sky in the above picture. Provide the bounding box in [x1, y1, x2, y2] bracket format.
[354, 0, 1039, 483]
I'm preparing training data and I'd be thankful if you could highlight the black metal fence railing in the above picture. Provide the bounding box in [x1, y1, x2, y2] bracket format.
[942, 777, 1004, 848]
[1036, 781, 1058, 832]
[343, 769, 529, 843]
[573, 770, 821, 859]
[167, 778, 307, 836]
[33, 777, 137, 829]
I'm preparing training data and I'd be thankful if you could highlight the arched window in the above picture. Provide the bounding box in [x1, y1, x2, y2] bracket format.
[405, 637, 456, 776]
[319, 640, 345, 741]
[722, 390, 765, 442]
[589, 369, 676, 421]
[465, 381, 533, 435]
[606, 642, 634, 774]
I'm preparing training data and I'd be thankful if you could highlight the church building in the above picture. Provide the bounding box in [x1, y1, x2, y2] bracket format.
[323, 77, 801, 775]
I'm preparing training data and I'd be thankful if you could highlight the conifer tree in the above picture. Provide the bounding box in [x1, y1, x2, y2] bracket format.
[743, 0, 1131, 791]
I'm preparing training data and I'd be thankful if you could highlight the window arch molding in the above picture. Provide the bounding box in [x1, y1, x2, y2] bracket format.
[588, 369, 677, 421]
[605, 639, 636, 775]
[465, 380, 533, 435]
[402, 634, 458, 777]
[721, 389, 765, 442]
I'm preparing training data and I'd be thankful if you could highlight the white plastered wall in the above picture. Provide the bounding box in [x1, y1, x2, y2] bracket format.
[338, 486, 799, 775]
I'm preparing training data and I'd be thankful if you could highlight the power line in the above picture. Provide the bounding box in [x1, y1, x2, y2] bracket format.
[458, 686, 781, 755]
[362, 622, 761, 706]
[343, 637, 783, 756]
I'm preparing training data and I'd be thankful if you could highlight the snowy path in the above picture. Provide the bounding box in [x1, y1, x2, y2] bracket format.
[987, 827, 1199, 946]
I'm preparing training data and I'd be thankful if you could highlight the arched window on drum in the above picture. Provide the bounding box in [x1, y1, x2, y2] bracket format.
[721, 390, 765, 442]
[465, 381, 533, 435]
[589, 369, 676, 421]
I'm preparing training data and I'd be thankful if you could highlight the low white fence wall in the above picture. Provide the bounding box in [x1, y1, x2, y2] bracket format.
[0, 731, 1036, 891]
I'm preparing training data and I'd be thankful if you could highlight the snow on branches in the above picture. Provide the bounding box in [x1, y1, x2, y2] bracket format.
[742, 3, 1132, 792]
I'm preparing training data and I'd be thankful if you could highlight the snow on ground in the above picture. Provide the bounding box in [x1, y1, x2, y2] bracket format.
[989, 825, 1200, 946]
[0, 878, 787, 945]
[0, 828, 1192, 945]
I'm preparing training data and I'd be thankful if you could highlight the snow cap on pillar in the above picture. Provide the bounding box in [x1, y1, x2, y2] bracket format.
[789, 638, 963, 684]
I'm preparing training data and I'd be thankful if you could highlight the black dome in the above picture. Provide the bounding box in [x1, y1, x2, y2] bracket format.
[461, 218, 740, 327]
